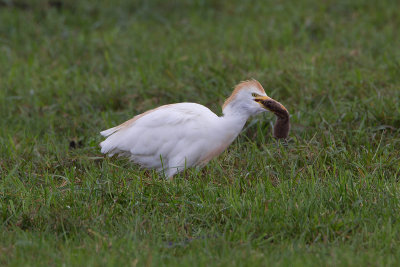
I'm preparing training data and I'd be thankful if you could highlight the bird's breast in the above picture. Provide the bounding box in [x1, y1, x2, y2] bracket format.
[197, 131, 236, 166]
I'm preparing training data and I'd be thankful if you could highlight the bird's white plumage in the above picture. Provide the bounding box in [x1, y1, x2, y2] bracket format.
[100, 103, 238, 177]
[100, 80, 272, 178]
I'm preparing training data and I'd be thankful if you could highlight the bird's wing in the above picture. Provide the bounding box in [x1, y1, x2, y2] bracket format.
[100, 103, 218, 168]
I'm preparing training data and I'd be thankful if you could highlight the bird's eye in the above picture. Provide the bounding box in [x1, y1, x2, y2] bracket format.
[252, 93, 260, 97]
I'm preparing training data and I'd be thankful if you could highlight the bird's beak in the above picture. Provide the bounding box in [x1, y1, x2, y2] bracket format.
[254, 96, 289, 119]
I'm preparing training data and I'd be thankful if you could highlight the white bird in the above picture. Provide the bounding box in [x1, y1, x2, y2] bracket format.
[100, 80, 289, 178]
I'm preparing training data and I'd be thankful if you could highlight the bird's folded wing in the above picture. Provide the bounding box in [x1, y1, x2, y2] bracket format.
[100, 103, 216, 161]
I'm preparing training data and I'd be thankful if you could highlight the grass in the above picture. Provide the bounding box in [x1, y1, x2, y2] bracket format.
[1, 0, 400, 266]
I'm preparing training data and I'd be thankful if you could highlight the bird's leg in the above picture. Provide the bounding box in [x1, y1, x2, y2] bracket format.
[165, 167, 178, 180]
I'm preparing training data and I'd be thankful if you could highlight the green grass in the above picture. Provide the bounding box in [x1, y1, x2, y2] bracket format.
[1, 0, 400, 266]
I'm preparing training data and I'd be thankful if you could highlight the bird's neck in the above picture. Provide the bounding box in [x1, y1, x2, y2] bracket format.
[220, 107, 251, 137]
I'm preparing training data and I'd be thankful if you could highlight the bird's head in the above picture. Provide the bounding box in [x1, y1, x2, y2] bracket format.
[222, 80, 290, 139]
[223, 80, 288, 117]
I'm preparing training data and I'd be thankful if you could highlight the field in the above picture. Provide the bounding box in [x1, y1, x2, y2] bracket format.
[1, 0, 400, 266]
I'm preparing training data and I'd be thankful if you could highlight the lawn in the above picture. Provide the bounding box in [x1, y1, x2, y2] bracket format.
[1, 0, 400, 266]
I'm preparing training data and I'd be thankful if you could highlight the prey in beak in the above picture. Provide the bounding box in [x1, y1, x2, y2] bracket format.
[254, 96, 289, 119]
[254, 96, 290, 139]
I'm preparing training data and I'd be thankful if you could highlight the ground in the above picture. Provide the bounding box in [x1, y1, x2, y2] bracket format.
[1, 0, 400, 266]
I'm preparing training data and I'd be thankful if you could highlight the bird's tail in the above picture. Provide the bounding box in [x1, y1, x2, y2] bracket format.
[100, 136, 120, 156]
[99, 126, 124, 155]
[100, 126, 119, 137]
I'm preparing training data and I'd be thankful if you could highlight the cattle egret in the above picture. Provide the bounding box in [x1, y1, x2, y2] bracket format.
[100, 80, 289, 178]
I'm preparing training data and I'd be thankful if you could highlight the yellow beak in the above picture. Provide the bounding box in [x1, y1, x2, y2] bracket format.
[254, 95, 272, 103]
